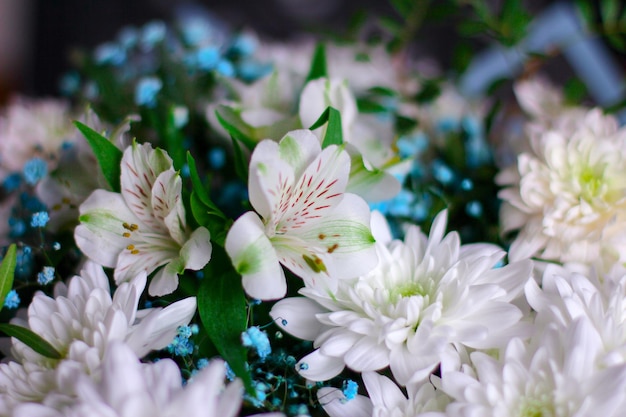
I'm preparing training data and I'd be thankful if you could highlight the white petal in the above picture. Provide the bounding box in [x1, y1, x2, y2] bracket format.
[270, 297, 326, 340]
[297, 349, 345, 381]
[153, 170, 186, 243]
[317, 387, 373, 417]
[362, 371, 407, 410]
[75, 190, 139, 268]
[225, 212, 286, 300]
[179, 227, 212, 271]
[148, 263, 180, 297]
[343, 337, 389, 372]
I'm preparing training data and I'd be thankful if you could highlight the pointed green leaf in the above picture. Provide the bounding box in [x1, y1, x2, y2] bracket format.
[0, 323, 62, 359]
[190, 192, 231, 247]
[187, 152, 224, 216]
[74, 120, 123, 192]
[305, 43, 328, 83]
[601, 0, 620, 27]
[231, 136, 249, 183]
[0, 244, 17, 309]
[198, 259, 254, 395]
[308, 106, 343, 148]
[215, 106, 257, 150]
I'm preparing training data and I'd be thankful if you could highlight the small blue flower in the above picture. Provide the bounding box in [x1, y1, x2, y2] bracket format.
[94, 42, 126, 66]
[236, 60, 273, 82]
[140, 21, 166, 50]
[37, 266, 55, 285]
[3, 289, 20, 309]
[196, 46, 220, 71]
[241, 326, 271, 361]
[30, 211, 49, 228]
[229, 34, 257, 57]
[23, 158, 48, 185]
[2, 173, 21, 192]
[8, 218, 25, 237]
[118, 26, 139, 50]
[59, 72, 80, 96]
[135, 77, 163, 108]
[197, 358, 209, 369]
[460, 178, 474, 191]
[431, 160, 454, 185]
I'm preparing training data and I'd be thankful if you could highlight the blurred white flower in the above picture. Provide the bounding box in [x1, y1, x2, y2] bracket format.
[442, 318, 626, 417]
[498, 108, 626, 266]
[75, 141, 212, 296]
[0, 97, 79, 181]
[12, 343, 245, 417]
[271, 210, 532, 385]
[0, 261, 196, 414]
[226, 129, 377, 300]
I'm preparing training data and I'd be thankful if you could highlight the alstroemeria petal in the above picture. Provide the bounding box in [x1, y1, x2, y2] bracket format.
[120, 142, 173, 232]
[148, 262, 181, 297]
[248, 139, 295, 221]
[276, 129, 321, 177]
[275, 143, 350, 234]
[225, 211, 286, 300]
[75, 189, 139, 268]
[179, 227, 212, 271]
[296, 193, 377, 279]
[152, 170, 187, 246]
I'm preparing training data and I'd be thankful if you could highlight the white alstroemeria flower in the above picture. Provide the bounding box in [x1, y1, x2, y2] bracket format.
[0, 261, 196, 414]
[497, 108, 626, 266]
[13, 343, 246, 417]
[318, 372, 449, 417]
[299, 77, 401, 202]
[225, 129, 377, 300]
[271, 210, 533, 385]
[75, 141, 212, 296]
[442, 319, 626, 417]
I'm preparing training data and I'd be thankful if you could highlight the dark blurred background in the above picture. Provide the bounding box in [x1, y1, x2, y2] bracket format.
[2, 0, 621, 105]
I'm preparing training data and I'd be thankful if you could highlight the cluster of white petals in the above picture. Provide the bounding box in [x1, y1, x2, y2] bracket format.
[498, 106, 626, 267]
[12, 343, 245, 417]
[441, 320, 626, 417]
[0, 262, 196, 415]
[271, 210, 532, 385]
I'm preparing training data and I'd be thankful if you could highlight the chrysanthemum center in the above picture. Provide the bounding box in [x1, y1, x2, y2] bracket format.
[517, 396, 555, 417]
[390, 280, 427, 301]
[577, 164, 605, 201]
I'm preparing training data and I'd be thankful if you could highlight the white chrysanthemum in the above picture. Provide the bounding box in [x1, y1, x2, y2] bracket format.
[0, 261, 197, 414]
[271, 210, 532, 385]
[318, 372, 450, 417]
[526, 262, 626, 368]
[0, 97, 79, 180]
[498, 108, 626, 265]
[442, 319, 626, 417]
[12, 343, 245, 417]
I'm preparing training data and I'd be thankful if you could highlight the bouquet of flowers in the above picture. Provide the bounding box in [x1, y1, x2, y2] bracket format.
[1, 1, 626, 416]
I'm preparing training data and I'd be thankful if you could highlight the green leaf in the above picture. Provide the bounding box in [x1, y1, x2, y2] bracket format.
[563, 78, 588, 104]
[0, 244, 16, 309]
[0, 323, 62, 359]
[186, 152, 213, 209]
[305, 43, 328, 83]
[309, 106, 343, 148]
[390, 0, 413, 18]
[163, 106, 187, 170]
[575, 0, 596, 29]
[231, 136, 250, 183]
[601, 0, 620, 27]
[74, 120, 123, 192]
[190, 192, 231, 247]
[214, 106, 257, 150]
[198, 258, 254, 395]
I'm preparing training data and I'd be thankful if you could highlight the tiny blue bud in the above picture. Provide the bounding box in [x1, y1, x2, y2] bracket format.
[466, 200, 483, 218]
[281, 319, 288, 326]
[342, 380, 358, 401]
[197, 358, 209, 369]
[460, 178, 474, 191]
[216, 59, 235, 77]
[2, 173, 21, 192]
[53, 242, 61, 251]
[196, 46, 220, 71]
[298, 362, 309, 371]
[94, 42, 126, 66]
[208, 148, 226, 170]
